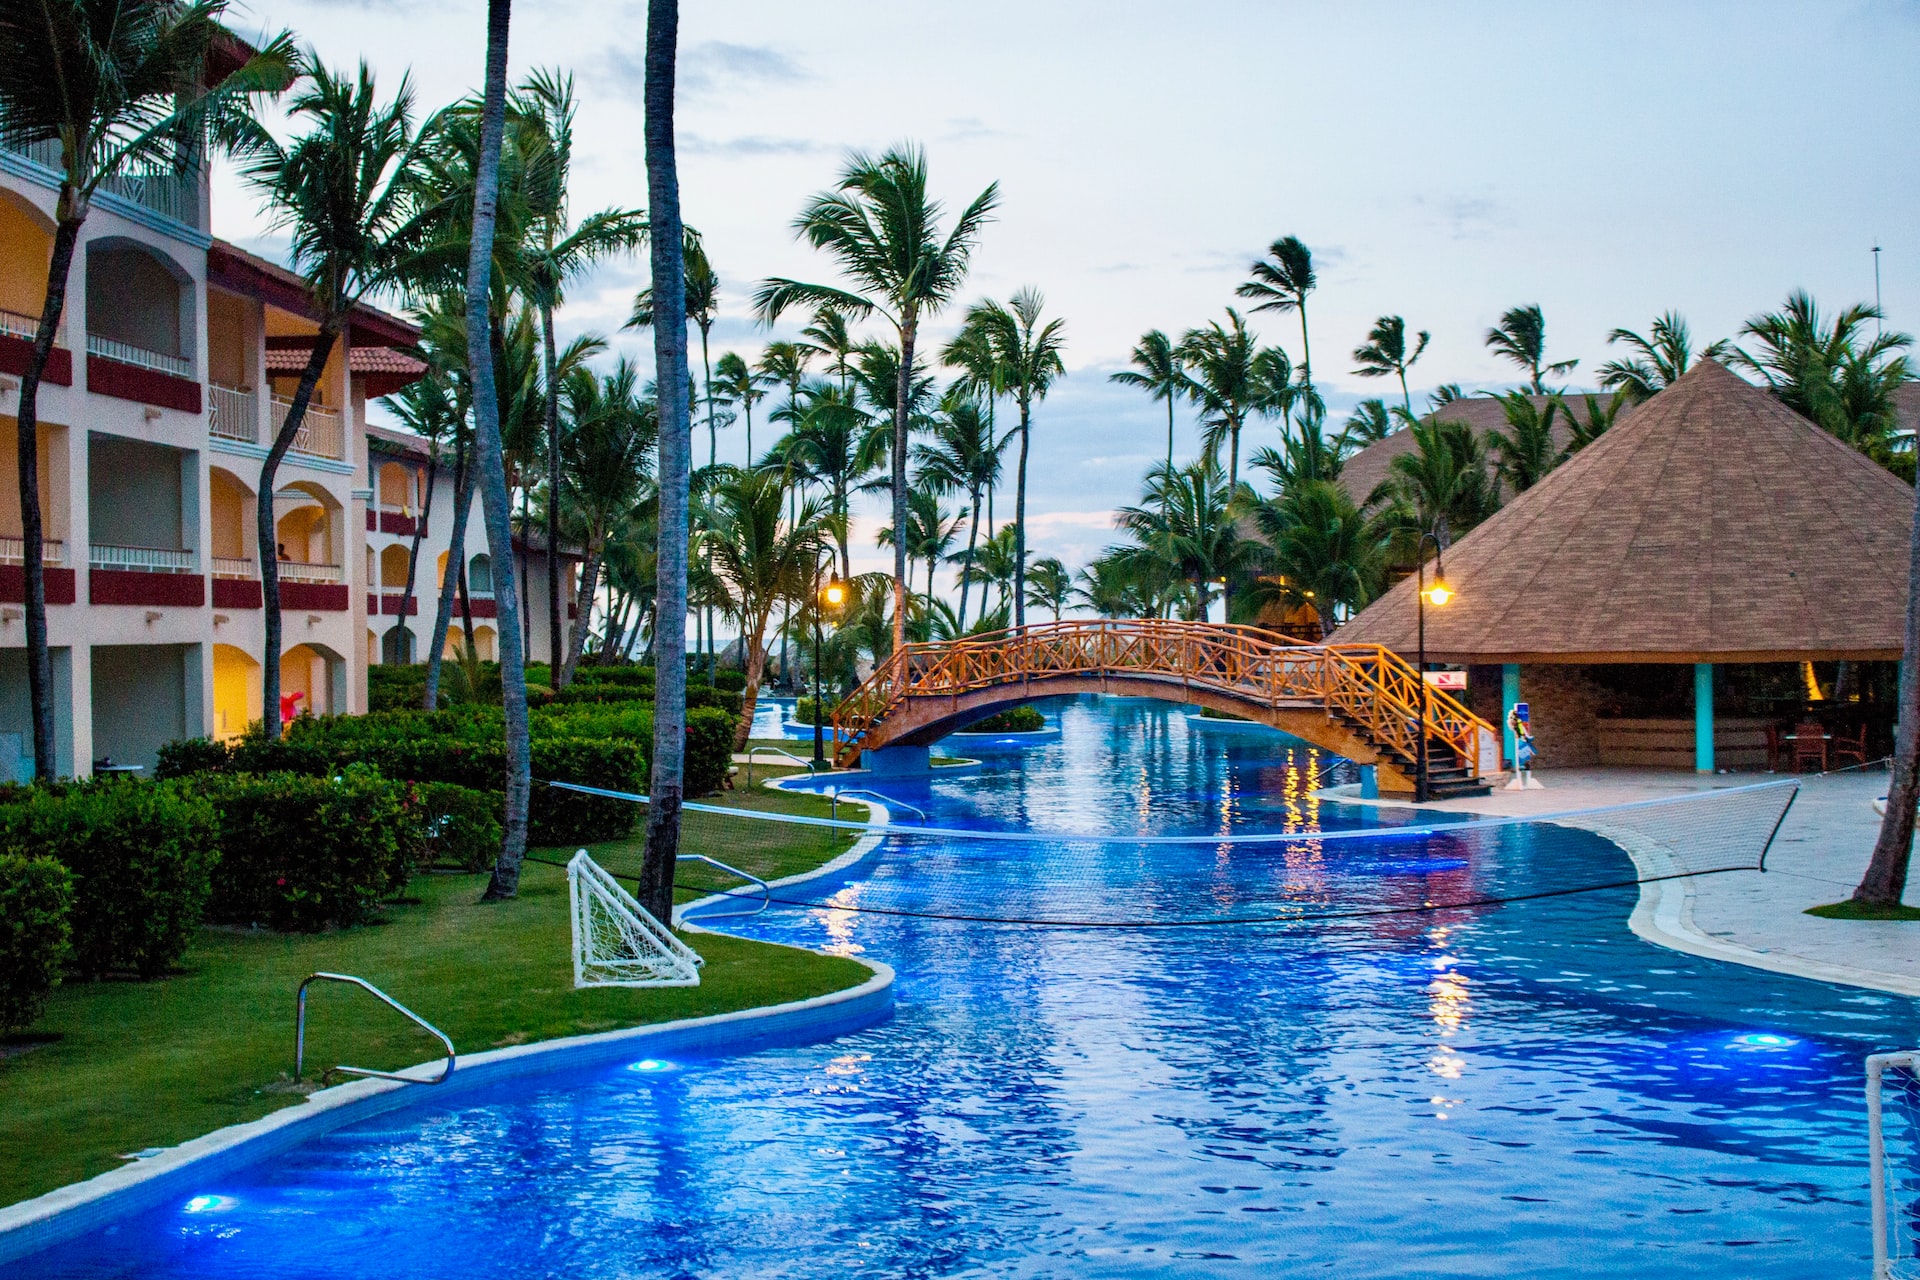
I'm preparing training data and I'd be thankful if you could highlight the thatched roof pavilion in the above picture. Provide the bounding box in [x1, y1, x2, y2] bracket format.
[1337, 359, 1914, 771]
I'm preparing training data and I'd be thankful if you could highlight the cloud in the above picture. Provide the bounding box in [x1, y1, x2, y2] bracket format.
[939, 117, 1012, 144]
[680, 41, 807, 98]
[1415, 193, 1512, 241]
[680, 134, 832, 158]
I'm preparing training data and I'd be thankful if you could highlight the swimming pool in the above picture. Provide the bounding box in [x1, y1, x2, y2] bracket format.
[10, 695, 1914, 1277]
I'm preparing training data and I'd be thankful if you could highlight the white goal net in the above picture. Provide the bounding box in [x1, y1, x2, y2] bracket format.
[568, 850, 703, 988]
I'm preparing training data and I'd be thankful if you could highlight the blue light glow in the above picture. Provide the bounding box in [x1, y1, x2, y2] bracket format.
[1733, 1033, 1795, 1049]
[181, 1195, 235, 1215]
[627, 1058, 673, 1073]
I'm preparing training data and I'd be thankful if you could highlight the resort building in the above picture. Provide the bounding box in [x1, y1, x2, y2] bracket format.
[0, 136, 575, 777]
[1337, 359, 1912, 773]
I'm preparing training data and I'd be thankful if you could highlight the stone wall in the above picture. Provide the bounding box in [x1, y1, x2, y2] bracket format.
[1516, 665, 1605, 767]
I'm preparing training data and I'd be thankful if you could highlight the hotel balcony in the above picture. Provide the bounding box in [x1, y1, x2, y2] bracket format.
[0, 536, 75, 605]
[208, 383, 258, 444]
[87, 543, 203, 607]
[3, 138, 203, 232]
[271, 395, 345, 461]
[0, 307, 71, 385]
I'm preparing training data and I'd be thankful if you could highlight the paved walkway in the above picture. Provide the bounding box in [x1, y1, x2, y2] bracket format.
[1324, 766, 1920, 998]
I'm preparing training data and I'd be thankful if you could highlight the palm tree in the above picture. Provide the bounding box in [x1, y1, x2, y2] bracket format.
[968, 525, 1022, 616]
[1485, 304, 1577, 393]
[1117, 459, 1259, 621]
[1250, 412, 1345, 491]
[952, 289, 1064, 627]
[0, 1, 291, 779]
[1732, 291, 1914, 465]
[800, 307, 857, 394]
[755, 145, 999, 654]
[1598, 311, 1726, 403]
[629, 238, 721, 461]
[635, 0, 692, 923]
[232, 56, 432, 737]
[1178, 310, 1263, 487]
[773, 380, 882, 579]
[557, 358, 653, 683]
[877, 484, 964, 604]
[1242, 478, 1385, 638]
[410, 299, 478, 709]
[1110, 329, 1183, 477]
[712, 351, 771, 461]
[1351, 315, 1430, 415]
[1484, 390, 1564, 495]
[1565, 391, 1626, 454]
[1344, 399, 1396, 446]
[381, 361, 460, 661]
[913, 388, 1004, 628]
[1377, 416, 1498, 550]
[756, 342, 813, 447]
[1025, 557, 1071, 623]
[1237, 235, 1317, 408]
[514, 68, 648, 688]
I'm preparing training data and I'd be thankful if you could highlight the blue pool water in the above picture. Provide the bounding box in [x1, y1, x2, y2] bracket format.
[12, 695, 1918, 1277]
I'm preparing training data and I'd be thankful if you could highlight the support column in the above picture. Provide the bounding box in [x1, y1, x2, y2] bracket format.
[1502, 664, 1521, 768]
[1694, 662, 1714, 774]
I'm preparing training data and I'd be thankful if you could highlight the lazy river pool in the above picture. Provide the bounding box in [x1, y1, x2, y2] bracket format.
[9, 694, 1915, 1278]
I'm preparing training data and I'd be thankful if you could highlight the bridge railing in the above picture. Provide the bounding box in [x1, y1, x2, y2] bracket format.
[831, 619, 1493, 773]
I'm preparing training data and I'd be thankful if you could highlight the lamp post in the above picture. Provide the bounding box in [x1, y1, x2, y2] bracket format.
[812, 561, 846, 766]
[1414, 530, 1454, 803]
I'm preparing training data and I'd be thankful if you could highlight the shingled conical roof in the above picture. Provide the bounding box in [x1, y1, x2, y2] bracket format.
[1336, 359, 1914, 663]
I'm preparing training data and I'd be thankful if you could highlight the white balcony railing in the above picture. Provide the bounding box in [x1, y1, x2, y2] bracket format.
[90, 544, 197, 574]
[272, 396, 345, 461]
[4, 138, 203, 230]
[212, 556, 255, 579]
[208, 384, 258, 443]
[86, 333, 192, 381]
[276, 561, 343, 584]
[0, 537, 66, 566]
[0, 307, 62, 347]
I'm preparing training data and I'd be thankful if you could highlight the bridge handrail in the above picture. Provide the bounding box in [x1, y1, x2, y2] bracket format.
[829, 619, 1492, 773]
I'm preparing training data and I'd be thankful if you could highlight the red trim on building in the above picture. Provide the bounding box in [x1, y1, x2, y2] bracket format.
[282, 581, 350, 612]
[378, 512, 420, 536]
[0, 337, 71, 386]
[90, 570, 204, 607]
[0, 566, 75, 605]
[380, 593, 419, 616]
[365, 509, 376, 531]
[86, 356, 201, 414]
[212, 578, 262, 610]
[466, 597, 497, 620]
[206, 243, 419, 349]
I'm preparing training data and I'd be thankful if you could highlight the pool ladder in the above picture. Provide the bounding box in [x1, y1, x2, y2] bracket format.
[675, 852, 770, 924]
[831, 788, 927, 822]
[296, 972, 456, 1086]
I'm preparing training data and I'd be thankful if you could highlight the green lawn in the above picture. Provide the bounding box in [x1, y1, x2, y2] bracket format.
[0, 791, 876, 1209]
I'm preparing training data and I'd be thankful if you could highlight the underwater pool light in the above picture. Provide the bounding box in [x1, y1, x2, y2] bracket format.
[181, 1195, 235, 1215]
[1733, 1033, 1794, 1049]
[627, 1058, 674, 1073]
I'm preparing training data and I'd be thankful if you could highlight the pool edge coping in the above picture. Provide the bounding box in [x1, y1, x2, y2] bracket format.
[0, 955, 896, 1266]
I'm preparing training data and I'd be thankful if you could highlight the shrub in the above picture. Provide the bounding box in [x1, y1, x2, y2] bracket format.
[156, 736, 235, 780]
[0, 781, 218, 979]
[966, 706, 1046, 733]
[367, 664, 428, 713]
[0, 855, 72, 1031]
[685, 706, 736, 796]
[195, 767, 419, 932]
[551, 681, 651, 707]
[572, 665, 654, 689]
[414, 782, 503, 872]
[713, 670, 747, 693]
[793, 695, 837, 726]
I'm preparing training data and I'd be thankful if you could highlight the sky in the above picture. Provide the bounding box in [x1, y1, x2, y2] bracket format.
[218, 0, 1920, 584]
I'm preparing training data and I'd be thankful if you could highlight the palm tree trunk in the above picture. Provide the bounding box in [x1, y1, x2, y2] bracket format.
[734, 606, 771, 752]
[517, 486, 531, 659]
[542, 303, 565, 686]
[561, 548, 599, 684]
[1297, 302, 1312, 404]
[639, 0, 691, 924]
[396, 450, 439, 663]
[1165, 392, 1174, 477]
[1856, 474, 1920, 906]
[835, 477, 850, 581]
[957, 490, 981, 628]
[890, 318, 915, 653]
[15, 215, 80, 780]
[1012, 394, 1031, 629]
[423, 439, 474, 709]
[259, 325, 340, 739]
[468, 0, 532, 900]
[1397, 367, 1412, 417]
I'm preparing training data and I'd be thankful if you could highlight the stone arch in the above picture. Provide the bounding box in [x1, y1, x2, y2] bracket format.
[85, 235, 194, 364]
[281, 641, 346, 717]
[468, 552, 493, 595]
[381, 623, 415, 665]
[380, 543, 411, 590]
[273, 480, 342, 567]
[0, 191, 56, 323]
[208, 466, 256, 564]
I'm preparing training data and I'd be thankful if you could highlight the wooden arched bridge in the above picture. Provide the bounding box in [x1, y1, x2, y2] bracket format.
[830, 619, 1500, 797]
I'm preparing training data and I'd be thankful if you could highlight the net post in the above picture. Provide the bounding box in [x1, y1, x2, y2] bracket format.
[1757, 783, 1799, 873]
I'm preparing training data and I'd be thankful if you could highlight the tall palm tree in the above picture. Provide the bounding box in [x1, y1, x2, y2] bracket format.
[1237, 235, 1317, 407]
[0, 1, 291, 779]
[1178, 310, 1262, 487]
[913, 388, 1004, 628]
[514, 68, 647, 687]
[1598, 311, 1726, 403]
[408, 303, 480, 708]
[232, 55, 432, 738]
[705, 467, 827, 747]
[1117, 458, 1259, 621]
[1377, 416, 1498, 550]
[712, 351, 770, 461]
[773, 380, 882, 579]
[1732, 291, 1914, 465]
[1564, 391, 1626, 454]
[1110, 329, 1183, 477]
[381, 360, 460, 661]
[1025, 557, 1071, 623]
[629, 238, 721, 461]
[1485, 304, 1576, 393]
[1242, 477, 1385, 638]
[1250, 411, 1345, 491]
[755, 145, 999, 653]
[1344, 399, 1396, 446]
[1484, 390, 1563, 494]
[458, 0, 536, 899]
[877, 483, 965, 604]
[637, 0, 691, 923]
[952, 289, 1065, 627]
[800, 307, 857, 394]
[968, 526, 1022, 616]
[1351, 315, 1429, 415]
[756, 341, 813, 445]
[557, 358, 653, 683]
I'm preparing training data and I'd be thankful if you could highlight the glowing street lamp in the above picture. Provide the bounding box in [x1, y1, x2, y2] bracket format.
[1415, 533, 1454, 804]
[812, 567, 845, 765]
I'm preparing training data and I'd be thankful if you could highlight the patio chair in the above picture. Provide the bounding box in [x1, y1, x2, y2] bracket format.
[1790, 720, 1829, 773]
[1830, 723, 1868, 769]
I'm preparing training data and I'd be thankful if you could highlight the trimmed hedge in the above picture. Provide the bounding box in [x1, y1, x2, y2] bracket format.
[367, 663, 427, 713]
[713, 670, 747, 693]
[0, 855, 72, 1031]
[0, 781, 218, 979]
[415, 782, 503, 872]
[192, 768, 418, 932]
[966, 706, 1047, 733]
[793, 695, 833, 726]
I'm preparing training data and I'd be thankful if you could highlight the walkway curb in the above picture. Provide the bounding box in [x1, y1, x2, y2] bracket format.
[0, 956, 895, 1267]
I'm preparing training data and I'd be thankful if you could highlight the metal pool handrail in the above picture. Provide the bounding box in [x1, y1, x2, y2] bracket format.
[676, 852, 770, 919]
[833, 788, 926, 822]
[742, 744, 828, 789]
[296, 972, 456, 1086]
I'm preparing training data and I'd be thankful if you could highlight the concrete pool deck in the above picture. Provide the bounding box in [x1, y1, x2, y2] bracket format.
[1323, 766, 1920, 999]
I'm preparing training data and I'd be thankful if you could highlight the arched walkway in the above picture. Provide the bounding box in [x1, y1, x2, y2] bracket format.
[281, 641, 346, 719]
[212, 643, 261, 741]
